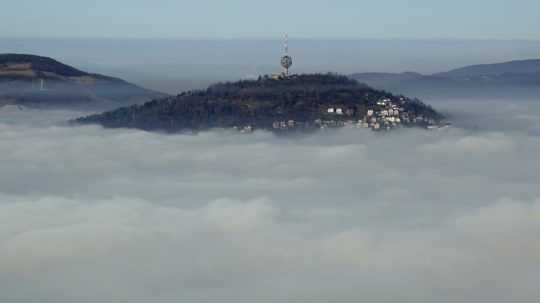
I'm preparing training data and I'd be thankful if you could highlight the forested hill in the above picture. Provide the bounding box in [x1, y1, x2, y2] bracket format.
[75, 74, 444, 133]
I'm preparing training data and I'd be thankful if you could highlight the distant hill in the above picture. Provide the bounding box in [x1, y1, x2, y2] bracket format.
[0, 54, 166, 109]
[350, 59, 540, 99]
[435, 59, 540, 79]
[74, 74, 444, 134]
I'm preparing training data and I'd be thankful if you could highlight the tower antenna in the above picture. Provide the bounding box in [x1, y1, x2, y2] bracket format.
[284, 33, 289, 55]
[280, 34, 293, 77]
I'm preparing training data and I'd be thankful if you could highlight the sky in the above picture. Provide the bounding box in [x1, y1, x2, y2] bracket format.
[0, 100, 539, 303]
[1, 0, 539, 40]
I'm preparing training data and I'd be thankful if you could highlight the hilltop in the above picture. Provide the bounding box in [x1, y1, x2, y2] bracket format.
[75, 74, 444, 133]
[0, 54, 165, 109]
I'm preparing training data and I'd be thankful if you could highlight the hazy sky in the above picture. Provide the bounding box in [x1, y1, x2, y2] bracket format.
[1, 0, 539, 39]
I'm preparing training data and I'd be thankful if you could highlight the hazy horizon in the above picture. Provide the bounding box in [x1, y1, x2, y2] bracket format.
[2, 37, 540, 94]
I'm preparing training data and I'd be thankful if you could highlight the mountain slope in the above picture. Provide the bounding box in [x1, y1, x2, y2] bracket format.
[0, 54, 166, 109]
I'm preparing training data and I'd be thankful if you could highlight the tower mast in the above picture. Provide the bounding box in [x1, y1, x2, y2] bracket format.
[280, 34, 293, 77]
[284, 34, 289, 56]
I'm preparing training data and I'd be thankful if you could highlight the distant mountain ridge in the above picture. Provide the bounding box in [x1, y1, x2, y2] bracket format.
[351, 59, 540, 99]
[435, 59, 540, 79]
[0, 54, 166, 109]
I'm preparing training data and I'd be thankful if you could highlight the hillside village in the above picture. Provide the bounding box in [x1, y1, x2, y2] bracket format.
[267, 96, 442, 133]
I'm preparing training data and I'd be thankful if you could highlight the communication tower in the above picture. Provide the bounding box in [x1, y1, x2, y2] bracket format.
[280, 34, 293, 76]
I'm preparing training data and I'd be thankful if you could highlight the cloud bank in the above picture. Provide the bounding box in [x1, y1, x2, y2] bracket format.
[0, 102, 539, 303]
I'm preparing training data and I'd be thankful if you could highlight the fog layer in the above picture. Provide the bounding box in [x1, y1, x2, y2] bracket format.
[0, 101, 539, 303]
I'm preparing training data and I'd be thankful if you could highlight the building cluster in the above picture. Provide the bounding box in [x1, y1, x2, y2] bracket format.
[231, 125, 254, 133]
[319, 98, 438, 131]
[272, 120, 298, 130]
[232, 98, 441, 134]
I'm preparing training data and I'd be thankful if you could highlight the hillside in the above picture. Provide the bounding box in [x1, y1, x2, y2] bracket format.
[350, 59, 540, 99]
[0, 54, 165, 109]
[75, 74, 444, 133]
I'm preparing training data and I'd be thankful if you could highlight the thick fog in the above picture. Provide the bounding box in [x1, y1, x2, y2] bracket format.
[3, 38, 540, 93]
[0, 99, 539, 303]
